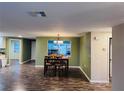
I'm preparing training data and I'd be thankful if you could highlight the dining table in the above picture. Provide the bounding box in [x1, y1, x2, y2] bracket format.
[44, 57, 69, 76]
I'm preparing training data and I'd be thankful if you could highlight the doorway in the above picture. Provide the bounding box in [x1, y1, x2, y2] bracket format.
[109, 38, 112, 81]
[31, 40, 36, 60]
[9, 39, 22, 64]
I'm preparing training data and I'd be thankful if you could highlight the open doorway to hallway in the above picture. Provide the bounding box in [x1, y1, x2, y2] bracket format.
[31, 40, 36, 61]
[109, 38, 112, 82]
[9, 39, 22, 64]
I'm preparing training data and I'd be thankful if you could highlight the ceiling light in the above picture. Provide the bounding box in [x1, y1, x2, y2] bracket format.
[54, 40, 63, 44]
[18, 35, 23, 38]
[54, 34, 63, 44]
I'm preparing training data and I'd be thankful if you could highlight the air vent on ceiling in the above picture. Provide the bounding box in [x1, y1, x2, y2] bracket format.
[28, 11, 46, 17]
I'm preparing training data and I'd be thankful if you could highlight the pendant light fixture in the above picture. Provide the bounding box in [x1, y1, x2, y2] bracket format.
[54, 34, 63, 44]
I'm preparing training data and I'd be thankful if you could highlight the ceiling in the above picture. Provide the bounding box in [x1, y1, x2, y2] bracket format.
[0, 2, 124, 38]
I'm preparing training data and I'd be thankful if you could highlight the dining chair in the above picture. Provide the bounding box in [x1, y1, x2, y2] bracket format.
[44, 56, 56, 76]
[54, 59, 67, 76]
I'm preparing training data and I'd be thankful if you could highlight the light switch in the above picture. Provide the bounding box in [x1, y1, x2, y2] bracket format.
[102, 48, 106, 51]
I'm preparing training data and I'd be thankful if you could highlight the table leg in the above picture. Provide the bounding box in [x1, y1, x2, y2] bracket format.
[54, 65, 57, 76]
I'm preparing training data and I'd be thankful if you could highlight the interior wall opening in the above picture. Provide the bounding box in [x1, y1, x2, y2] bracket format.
[9, 39, 22, 64]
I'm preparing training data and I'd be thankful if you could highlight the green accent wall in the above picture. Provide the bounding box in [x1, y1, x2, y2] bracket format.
[79, 32, 91, 79]
[22, 39, 31, 62]
[36, 37, 80, 66]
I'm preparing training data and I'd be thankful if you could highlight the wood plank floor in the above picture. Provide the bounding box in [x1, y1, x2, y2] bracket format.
[0, 60, 111, 91]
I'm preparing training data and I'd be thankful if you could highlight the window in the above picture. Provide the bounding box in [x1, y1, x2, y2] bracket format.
[48, 40, 71, 57]
[13, 41, 20, 53]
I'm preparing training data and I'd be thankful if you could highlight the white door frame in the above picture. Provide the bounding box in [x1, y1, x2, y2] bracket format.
[9, 39, 22, 64]
[109, 38, 112, 80]
[31, 41, 36, 60]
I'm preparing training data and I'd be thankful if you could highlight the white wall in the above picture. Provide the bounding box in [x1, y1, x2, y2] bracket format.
[0, 37, 6, 48]
[91, 32, 112, 83]
[31, 41, 36, 60]
[112, 23, 124, 90]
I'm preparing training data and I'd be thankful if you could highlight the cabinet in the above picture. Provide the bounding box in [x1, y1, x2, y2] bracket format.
[0, 55, 7, 67]
[1, 59, 7, 67]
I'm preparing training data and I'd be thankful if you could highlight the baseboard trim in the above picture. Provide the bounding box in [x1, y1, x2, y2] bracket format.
[79, 67, 90, 82]
[21, 59, 31, 64]
[35, 65, 44, 67]
[69, 66, 80, 68]
[30, 59, 35, 61]
[70, 66, 91, 82]
[90, 80, 109, 83]
[79, 67, 109, 83]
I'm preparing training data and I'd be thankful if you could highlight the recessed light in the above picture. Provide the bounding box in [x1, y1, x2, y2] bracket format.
[18, 35, 23, 38]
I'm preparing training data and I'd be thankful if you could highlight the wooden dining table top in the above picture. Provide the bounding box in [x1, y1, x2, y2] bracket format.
[44, 57, 69, 61]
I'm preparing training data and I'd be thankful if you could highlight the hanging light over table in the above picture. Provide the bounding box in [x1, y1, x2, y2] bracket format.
[54, 34, 63, 44]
